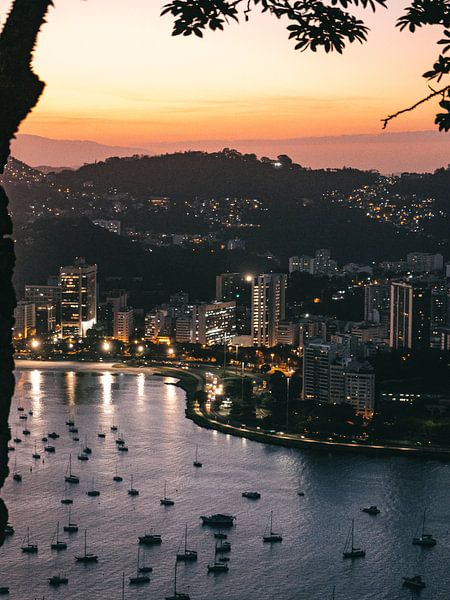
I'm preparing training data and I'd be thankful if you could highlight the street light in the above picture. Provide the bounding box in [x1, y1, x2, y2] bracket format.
[102, 340, 111, 352]
[30, 338, 40, 350]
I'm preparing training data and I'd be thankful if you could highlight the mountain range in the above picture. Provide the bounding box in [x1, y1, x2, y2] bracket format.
[11, 131, 450, 173]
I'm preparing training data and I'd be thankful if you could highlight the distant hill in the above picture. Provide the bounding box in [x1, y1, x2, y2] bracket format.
[145, 131, 450, 174]
[11, 134, 147, 168]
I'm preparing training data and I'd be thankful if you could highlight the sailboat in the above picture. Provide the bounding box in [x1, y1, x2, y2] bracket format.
[207, 547, 229, 573]
[86, 476, 100, 497]
[111, 423, 118, 432]
[12, 456, 22, 482]
[128, 475, 139, 496]
[78, 444, 89, 461]
[165, 560, 190, 599]
[176, 525, 198, 562]
[48, 574, 68, 586]
[13, 430, 21, 444]
[83, 436, 92, 455]
[21, 528, 38, 553]
[263, 511, 283, 543]
[63, 508, 78, 533]
[32, 441, 41, 460]
[193, 444, 202, 468]
[51, 522, 67, 551]
[215, 538, 231, 553]
[75, 529, 98, 563]
[61, 481, 73, 505]
[65, 454, 80, 484]
[412, 510, 436, 547]
[97, 427, 106, 439]
[160, 481, 175, 506]
[129, 547, 150, 585]
[138, 528, 162, 546]
[113, 464, 123, 482]
[343, 519, 366, 558]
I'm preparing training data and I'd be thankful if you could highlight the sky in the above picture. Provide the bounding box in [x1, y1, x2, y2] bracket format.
[0, 1, 445, 148]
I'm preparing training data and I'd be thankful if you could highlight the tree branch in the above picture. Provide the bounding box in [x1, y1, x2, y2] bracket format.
[381, 85, 450, 129]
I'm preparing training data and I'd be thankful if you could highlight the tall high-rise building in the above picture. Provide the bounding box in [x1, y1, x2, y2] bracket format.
[302, 341, 334, 402]
[25, 284, 60, 333]
[216, 273, 251, 334]
[13, 301, 36, 339]
[252, 273, 287, 346]
[364, 283, 390, 324]
[59, 258, 97, 338]
[114, 307, 134, 342]
[191, 301, 236, 345]
[389, 281, 431, 351]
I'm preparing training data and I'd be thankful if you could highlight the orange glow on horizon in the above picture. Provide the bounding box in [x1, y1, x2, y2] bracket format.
[0, 0, 442, 146]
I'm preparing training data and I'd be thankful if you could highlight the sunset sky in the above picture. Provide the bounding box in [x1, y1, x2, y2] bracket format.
[0, 1, 443, 146]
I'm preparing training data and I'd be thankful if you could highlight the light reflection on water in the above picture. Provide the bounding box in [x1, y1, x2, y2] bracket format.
[1, 366, 449, 600]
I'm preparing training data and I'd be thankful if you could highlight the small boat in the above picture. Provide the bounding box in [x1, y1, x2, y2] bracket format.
[128, 475, 139, 496]
[68, 426, 78, 434]
[111, 424, 118, 432]
[160, 481, 175, 506]
[86, 477, 100, 497]
[22, 428, 30, 436]
[66, 418, 75, 427]
[21, 528, 38, 553]
[48, 432, 60, 439]
[77, 445, 89, 461]
[83, 437, 92, 454]
[13, 436, 21, 444]
[48, 574, 68, 586]
[7, 446, 14, 452]
[115, 436, 125, 446]
[19, 414, 27, 420]
[41, 435, 48, 442]
[138, 530, 162, 546]
[61, 498, 73, 505]
[12, 456, 22, 482]
[0, 587, 9, 595]
[118, 445, 129, 452]
[361, 505, 380, 515]
[44, 445, 56, 453]
[214, 532, 227, 540]
[32, 441, 41, 460]
[63, 508, 78, 533]
[28, 409, 33, 416]
[165, 560, 190, 600]
[65, 454, 80, 484]
[129, 547, 150, 585]
[17, 406, 24, 412]
[343, 519, 366, 559]
[75, 529, 98, 563]
[215, 539, 231, 553]
[176, 524, 198, 562]
[207, 559, 229, 573]
[97, 428, 106, 439]
[263, 511, 282, 543]
[412, 510, 436, 547]
[113, 465, 123, 482]
[298, 491, 305, 496]
[201, 514, 235, 527]
[193, 444, 202, 468]
[403, 575, 425, 589]
[51, 522, 67, 550]
[242, 491, 261, 499]
[4, 524, 14, 536]
[73, 436, 80, 442]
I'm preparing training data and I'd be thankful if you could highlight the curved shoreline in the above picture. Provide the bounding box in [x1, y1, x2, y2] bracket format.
[15, 360, 450, 460]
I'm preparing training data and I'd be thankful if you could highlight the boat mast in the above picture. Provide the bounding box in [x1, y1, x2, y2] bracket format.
[185, 523, 188, 553]
[122, 571, 125, 600]
[174, 560, 177, 596]
[351, 519, 354, 550]
[422, 510, 426, 536]
[270, 511, 273, 535]
[84, 529, 87, 556]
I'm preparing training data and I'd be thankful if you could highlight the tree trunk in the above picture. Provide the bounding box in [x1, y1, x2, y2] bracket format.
[0, 0, 53, 545]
